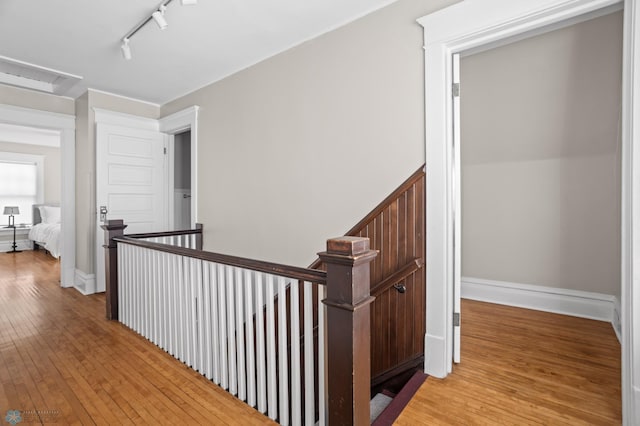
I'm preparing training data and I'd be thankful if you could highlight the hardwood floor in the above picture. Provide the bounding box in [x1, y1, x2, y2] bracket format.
[0, 250, 274, 425]
[395, 299, 622, 425]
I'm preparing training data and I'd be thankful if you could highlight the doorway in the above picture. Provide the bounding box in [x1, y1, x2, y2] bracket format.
[459, 10, 623, 332]
[0, 104, 75, 288]
[418, 0, 638, 422]
[172, 130, 191, 230]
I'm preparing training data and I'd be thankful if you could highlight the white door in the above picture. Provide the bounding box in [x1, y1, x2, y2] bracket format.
[452, 53, 462, 363]
[95, 123, 167, 293]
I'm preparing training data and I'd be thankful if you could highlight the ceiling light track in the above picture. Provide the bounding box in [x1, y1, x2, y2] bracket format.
[121, 0, 197, 60]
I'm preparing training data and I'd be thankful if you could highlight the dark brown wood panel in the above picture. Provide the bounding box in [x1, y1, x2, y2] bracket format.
[310, 165, 426, 381]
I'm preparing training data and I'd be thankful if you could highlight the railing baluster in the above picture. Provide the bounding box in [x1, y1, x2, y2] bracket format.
[244, 269, 256, 407]
[150, 250, 158, 344]
[235, 267, 246, 401]
[202, 261, 212, 380]
[303, 281, 314, 426]
[169, 252, 177, 357]
[217, 263, 228, 389]
[266, 274, 278, 421]
[255, 272, 267, 414]
[290, 280, 301, 426]
[135, 245, 142, 334]
[318, 284, 326, 426]
[277, 276, 289, 426]
[178, 254, 186, 362]
[194, 258, 204, 372]
[209, 262, 220, 384]
[226, 265, 237, 395]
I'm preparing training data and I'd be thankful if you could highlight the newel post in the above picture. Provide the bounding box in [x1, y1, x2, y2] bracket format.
[101, 219, 127, 321]
[319, 236, 377, 425]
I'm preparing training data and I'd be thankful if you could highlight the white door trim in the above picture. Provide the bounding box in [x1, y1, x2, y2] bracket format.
[0, 104, 75, 288]
[93, 108, 159, 131]
[159, 106, 199, 228]
[418, 0, 638, 423]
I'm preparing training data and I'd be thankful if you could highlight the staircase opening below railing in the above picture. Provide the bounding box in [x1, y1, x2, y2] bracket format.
[102, 221, 377, 426]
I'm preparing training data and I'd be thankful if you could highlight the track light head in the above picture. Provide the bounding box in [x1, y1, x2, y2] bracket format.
[121, 38, 132, 60]
[152, 5, 168, 30]
[181, 0, 197, 4]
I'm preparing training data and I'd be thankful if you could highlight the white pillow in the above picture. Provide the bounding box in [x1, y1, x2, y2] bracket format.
[42, 206, 61, 224]
[38, 206, 48, 224]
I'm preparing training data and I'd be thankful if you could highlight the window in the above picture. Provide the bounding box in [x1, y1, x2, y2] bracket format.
[0, 152, 44, 225]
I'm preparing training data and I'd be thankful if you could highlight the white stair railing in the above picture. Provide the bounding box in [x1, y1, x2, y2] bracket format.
[117, 241, 327, 426]
[103, 220, 376, 425]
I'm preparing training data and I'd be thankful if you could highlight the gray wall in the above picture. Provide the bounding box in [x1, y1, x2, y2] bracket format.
[461, 11, 623, 296]
[161, 0, 454, 266]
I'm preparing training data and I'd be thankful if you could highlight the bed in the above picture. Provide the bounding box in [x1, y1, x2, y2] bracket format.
[29, 204, 61, 259]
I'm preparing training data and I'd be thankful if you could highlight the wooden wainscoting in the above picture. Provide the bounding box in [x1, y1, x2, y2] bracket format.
[0, 250, 274, 425]
[311, 165, 426, 382]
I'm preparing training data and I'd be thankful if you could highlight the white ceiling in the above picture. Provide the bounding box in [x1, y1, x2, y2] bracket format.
[0, 0, 397, 104]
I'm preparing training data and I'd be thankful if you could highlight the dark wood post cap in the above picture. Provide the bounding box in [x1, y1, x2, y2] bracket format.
[318, 236, 377, 266]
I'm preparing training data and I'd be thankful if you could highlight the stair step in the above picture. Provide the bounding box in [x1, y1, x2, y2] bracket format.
[371, 371, 427, 425]
[370, 393, 394, 422]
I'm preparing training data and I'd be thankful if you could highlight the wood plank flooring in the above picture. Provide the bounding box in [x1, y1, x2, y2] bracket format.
[395, 299, 622, 425]
[0, 250, 274, 425]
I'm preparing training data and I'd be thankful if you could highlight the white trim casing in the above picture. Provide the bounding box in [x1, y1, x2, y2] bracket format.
[159, 106, 199, 228]
[0, 104, 75, 288]
[93, 108, 159, 131]
[623, 0, 640, 423]
[462, 277, 616, 323]
[0, 123, 61, 147]
[74, 269, 96, 296]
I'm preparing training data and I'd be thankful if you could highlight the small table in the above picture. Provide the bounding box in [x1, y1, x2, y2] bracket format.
[3, 225, 30, 253]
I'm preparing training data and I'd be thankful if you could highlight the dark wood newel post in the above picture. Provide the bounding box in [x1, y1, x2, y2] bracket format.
[319, 236, 377, 425]
[101, 219, 127, 321]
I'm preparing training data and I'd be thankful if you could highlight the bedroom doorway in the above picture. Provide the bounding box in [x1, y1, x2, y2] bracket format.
[0, 106, 75, 288]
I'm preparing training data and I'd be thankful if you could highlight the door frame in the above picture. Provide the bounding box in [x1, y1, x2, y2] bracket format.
[418, 0, 638, 422]
[160, 106, 199, 229]
[0, 104, 75, 287]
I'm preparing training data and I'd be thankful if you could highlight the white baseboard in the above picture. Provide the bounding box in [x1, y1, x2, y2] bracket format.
[462, 277, 616, 323]
[0, 239, 32, 252]
[424, 333, 448, 378]
[74, 269, 96, 295]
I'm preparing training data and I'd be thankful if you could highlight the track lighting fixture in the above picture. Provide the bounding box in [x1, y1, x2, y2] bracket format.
[121, 38, 132, 60]
[152, 5, 168, 30]
[120, 0, 196, 60]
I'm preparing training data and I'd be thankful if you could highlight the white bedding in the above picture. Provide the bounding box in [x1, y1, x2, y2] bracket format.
[29, 223, 61, 259]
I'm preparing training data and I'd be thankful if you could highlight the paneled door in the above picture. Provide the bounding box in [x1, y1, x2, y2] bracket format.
[95, 122, 167, 293]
